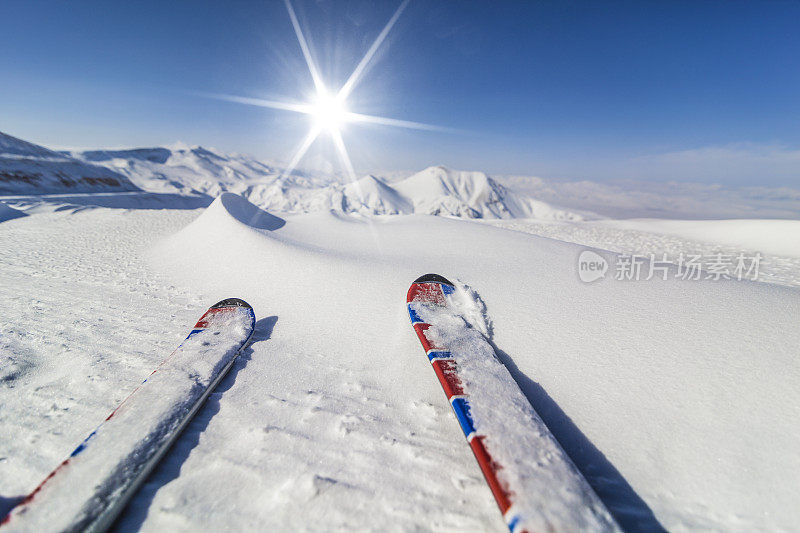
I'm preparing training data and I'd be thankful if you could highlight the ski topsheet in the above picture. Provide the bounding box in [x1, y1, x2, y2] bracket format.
[2, 298, 256, 533]
[407, 275, 619, 533]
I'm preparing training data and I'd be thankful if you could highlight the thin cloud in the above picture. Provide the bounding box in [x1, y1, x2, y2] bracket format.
[624, 143, 800, 186]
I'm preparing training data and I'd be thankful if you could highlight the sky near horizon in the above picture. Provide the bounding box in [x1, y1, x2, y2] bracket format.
[1, 0, 799, 186]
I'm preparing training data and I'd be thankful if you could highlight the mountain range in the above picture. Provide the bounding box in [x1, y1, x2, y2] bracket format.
[0, 130, 586, 220]
[4, 130, 799, 220]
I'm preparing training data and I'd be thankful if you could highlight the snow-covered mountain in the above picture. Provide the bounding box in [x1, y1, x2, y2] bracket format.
[1, 130, 587, 220]
[392, 166, 584, 220]
[0, 132, 139, 194]
[4, 130, 798, 220]
[66, 140, 587, 220]
[72, 145, 291, 197]
[338, 174, 412, 215]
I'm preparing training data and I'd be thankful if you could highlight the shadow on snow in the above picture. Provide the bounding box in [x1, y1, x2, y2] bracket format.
[486, 335, 667, 533]
[2, 192, 214, 211]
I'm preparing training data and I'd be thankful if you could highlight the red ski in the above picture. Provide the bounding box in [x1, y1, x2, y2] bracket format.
[407, 274, 618, 532]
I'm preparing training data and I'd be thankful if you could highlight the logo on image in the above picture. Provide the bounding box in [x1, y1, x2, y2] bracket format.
[578, 250, 608, 283]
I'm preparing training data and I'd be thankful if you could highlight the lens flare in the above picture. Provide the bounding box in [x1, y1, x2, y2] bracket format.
[208, 0, 449, 183]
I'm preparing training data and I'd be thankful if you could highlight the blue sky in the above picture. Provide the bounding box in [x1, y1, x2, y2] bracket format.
[1, 0, 799, 185]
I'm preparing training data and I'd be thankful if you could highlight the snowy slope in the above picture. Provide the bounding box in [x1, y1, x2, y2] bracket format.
[0, 202, 26, 223]
[144, 195, 799, 532]
[596, 218, 800, 258]
[0, 132, 139, 195]
[485, 217, 800, 289]
[2, 194, 800, 532]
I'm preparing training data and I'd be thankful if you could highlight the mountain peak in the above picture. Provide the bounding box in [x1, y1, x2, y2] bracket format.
[0, 130, 139, 194]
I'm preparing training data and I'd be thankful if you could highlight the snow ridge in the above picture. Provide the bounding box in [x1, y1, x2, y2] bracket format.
[0, 132, 140, 195]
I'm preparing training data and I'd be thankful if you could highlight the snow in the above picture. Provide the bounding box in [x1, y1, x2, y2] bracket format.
[0, 132, 139, 195]
[339, 175, 412, 215]
[2, 130, 800, 532]
[0, 202, 26, 223]
[594, 218, 800, 259]
[497, 175, 800, 220]
[484, 218, 800, 289]
[65, 138, 588, 221]
[134, 194, 800, 532]
[2, 305, 254, 532]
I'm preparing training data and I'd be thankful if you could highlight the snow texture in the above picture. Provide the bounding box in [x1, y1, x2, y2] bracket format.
[2, 306, 253, 532]
[1, 129, 800, 532]
[127, 193, 800, 531]
[0, 202, 26, 223]
[595, 218, 800, 259]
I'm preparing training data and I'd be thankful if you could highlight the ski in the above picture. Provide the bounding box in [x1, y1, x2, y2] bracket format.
[1, 298, 256, 533]
[407, 274, 619, 533]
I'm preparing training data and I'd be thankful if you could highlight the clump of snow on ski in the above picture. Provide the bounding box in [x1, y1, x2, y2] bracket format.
[1, 299, 255, 533]
[408, 275, 619, 533]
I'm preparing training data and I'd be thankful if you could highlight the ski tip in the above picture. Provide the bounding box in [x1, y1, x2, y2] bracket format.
[210, 298, 252, 310]
[413, 273, 454, 286]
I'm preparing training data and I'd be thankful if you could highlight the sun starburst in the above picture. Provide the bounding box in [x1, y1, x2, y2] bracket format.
[209, 0, 446, 185]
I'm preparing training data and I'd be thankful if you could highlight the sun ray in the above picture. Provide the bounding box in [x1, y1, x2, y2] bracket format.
[345, 111, 454, 132]
[281, 124, 322, 180]
[204, 93, 446, 133]
[331, 128, 385, 252]
[284, 0, 326, 95]
[330, 129, 358, 184]
[207, 93, 313, 115]
[206, 0, 451, 183]
[337, 0, 410, 102]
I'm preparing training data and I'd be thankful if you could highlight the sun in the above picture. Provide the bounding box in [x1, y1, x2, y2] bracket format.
[210, 0, 445, 182]
[311, 90, 348, 133]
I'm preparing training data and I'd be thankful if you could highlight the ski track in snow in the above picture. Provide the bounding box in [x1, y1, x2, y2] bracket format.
[0, 195, 799, 532]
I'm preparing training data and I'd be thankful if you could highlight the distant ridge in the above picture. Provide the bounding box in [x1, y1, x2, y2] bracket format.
[0, 131, 139, 194]
[1, 130, 589, 220]
[69, 139, 587, 220]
